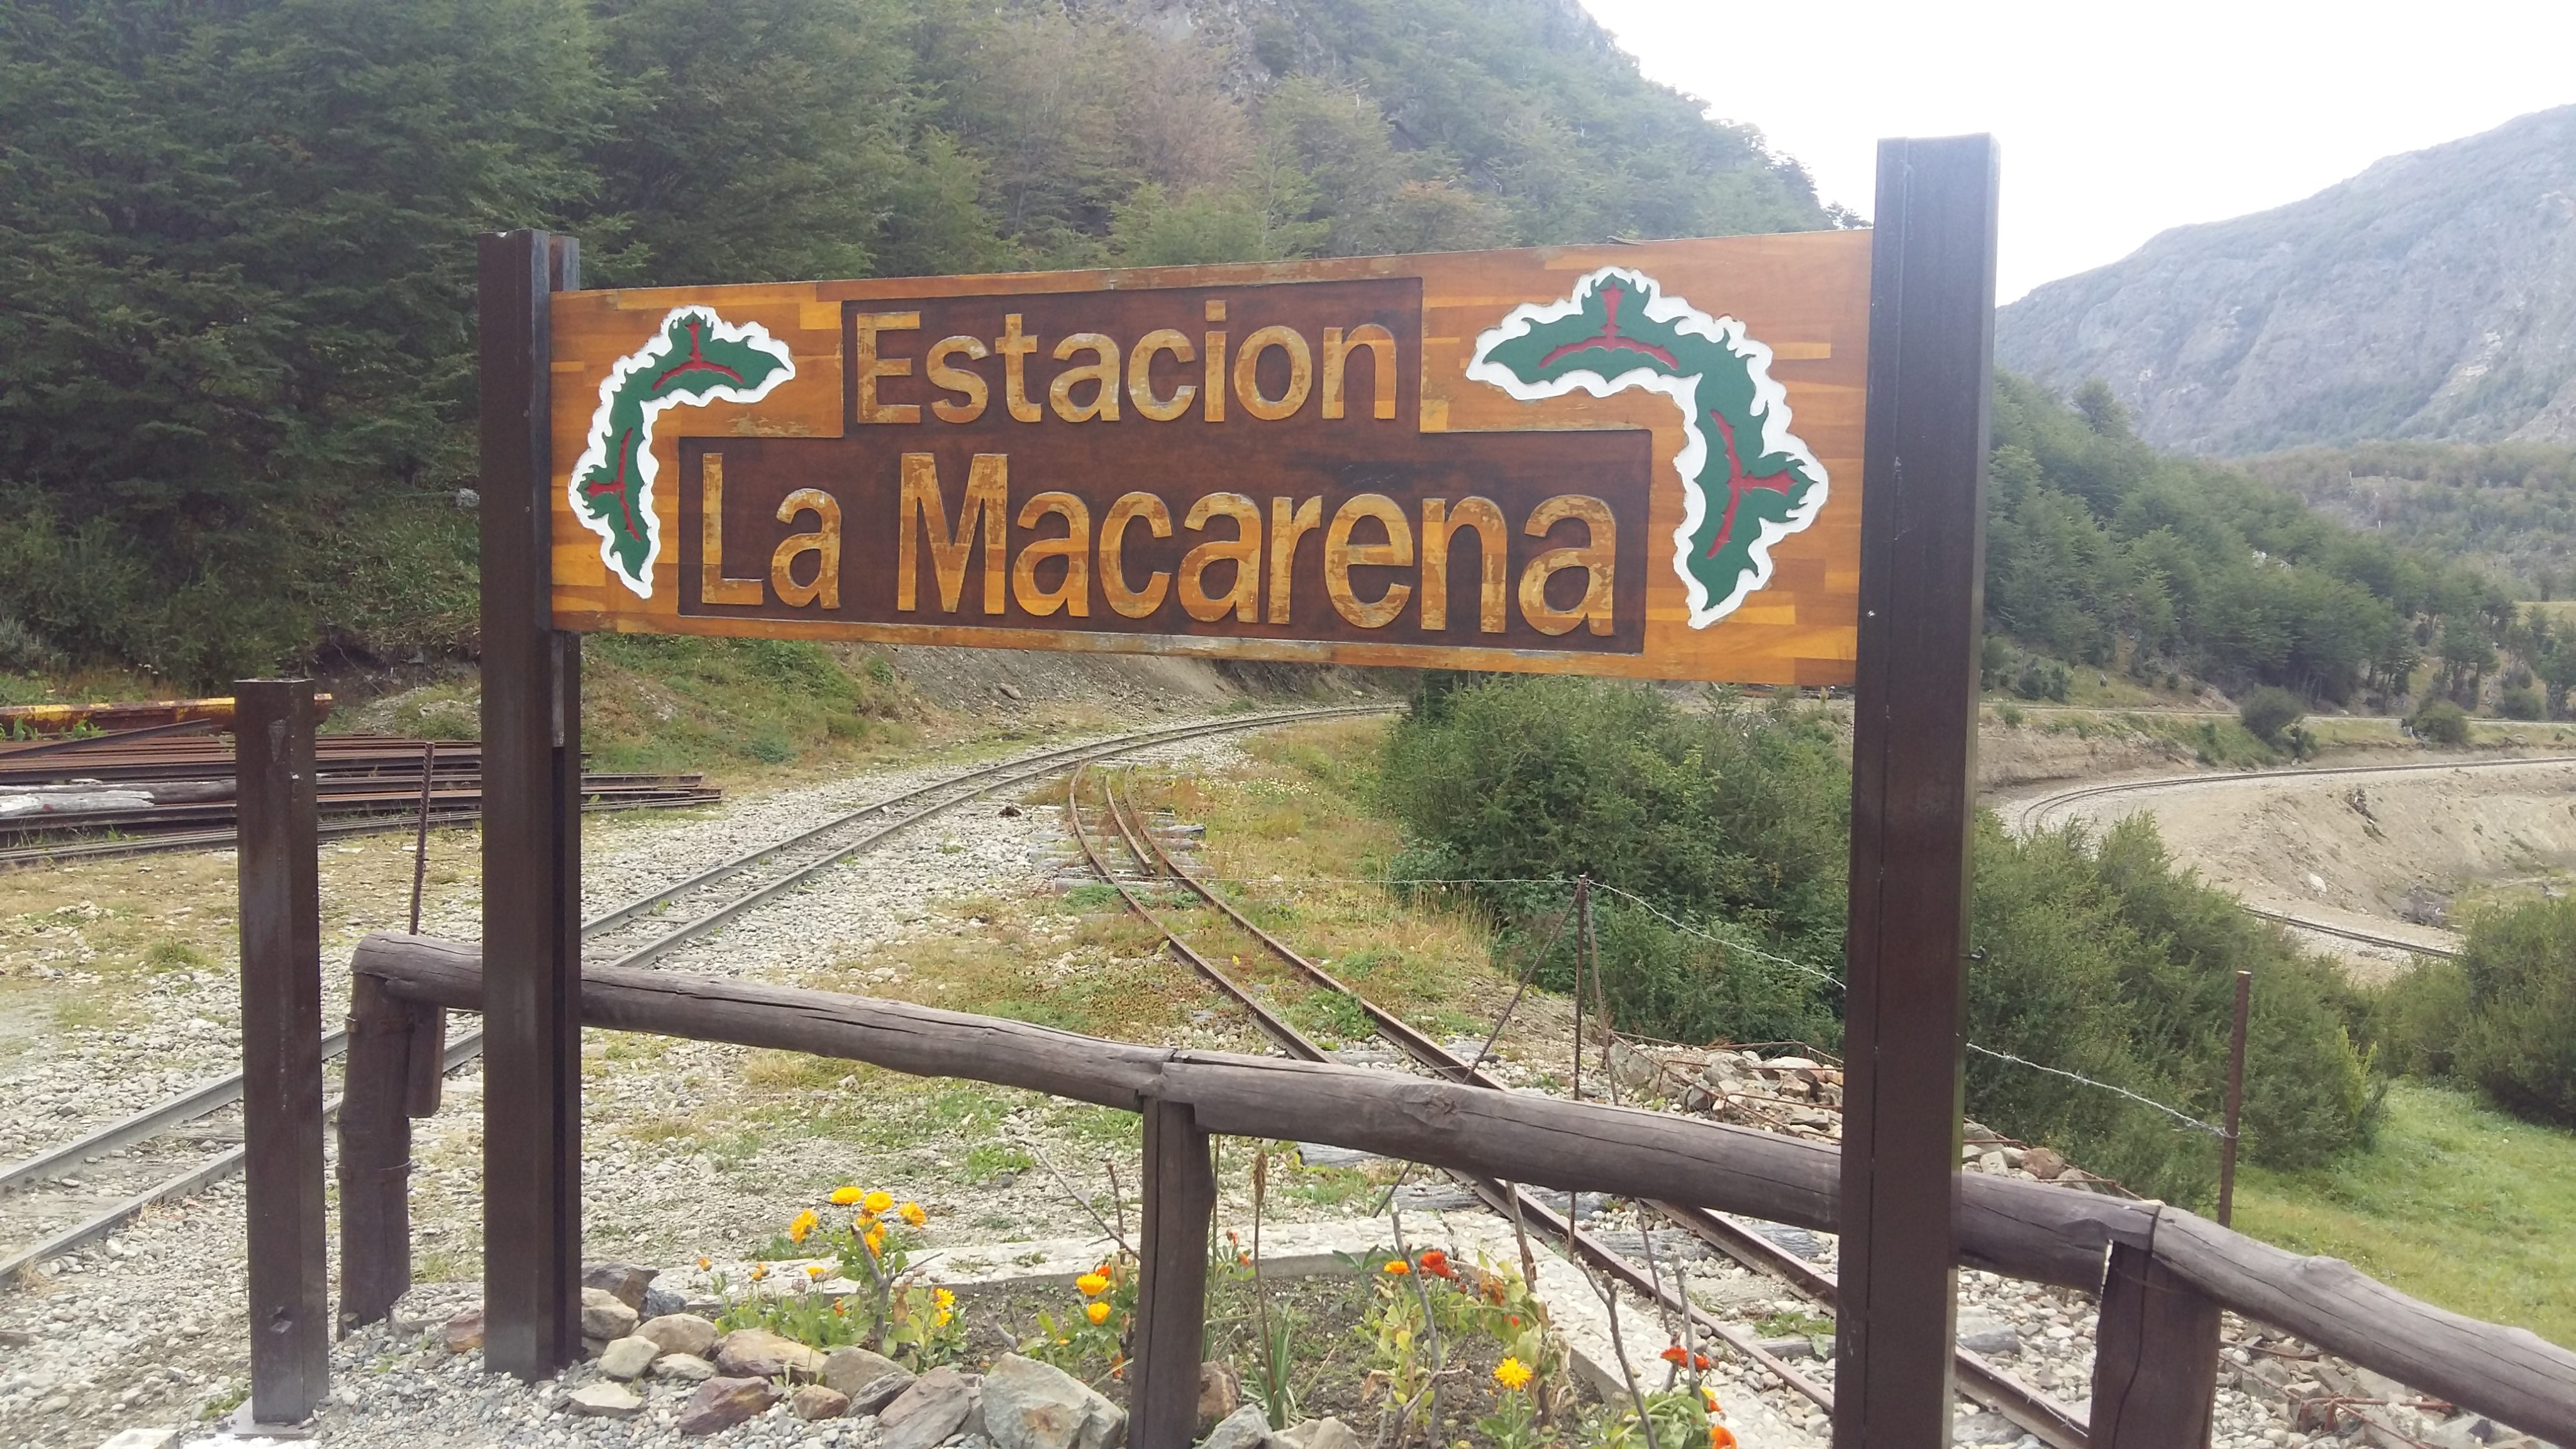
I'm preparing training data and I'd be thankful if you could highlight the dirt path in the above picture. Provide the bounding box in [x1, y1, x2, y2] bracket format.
[1997, 754, 2576, 979]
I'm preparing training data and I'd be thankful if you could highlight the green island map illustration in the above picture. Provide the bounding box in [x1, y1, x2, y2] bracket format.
[569, 306, 797, 598]
[1468, 267, 1829, 626]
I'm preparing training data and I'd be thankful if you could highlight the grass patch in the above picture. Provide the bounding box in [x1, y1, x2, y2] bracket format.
[2232, 1082, 2576, 1348]
[578, 634, 914, 780]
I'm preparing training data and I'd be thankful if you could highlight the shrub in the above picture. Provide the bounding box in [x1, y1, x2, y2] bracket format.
[2499, 684, 2546, 721]
[2412, 699, 2470, 745]
[2012, 655, 2072, 701]
[2237, 687, 2306, 745]
[2453, 899, 2576, 1126]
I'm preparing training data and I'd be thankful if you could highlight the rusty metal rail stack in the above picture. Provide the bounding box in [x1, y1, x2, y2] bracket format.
[0, 728, 718, 865]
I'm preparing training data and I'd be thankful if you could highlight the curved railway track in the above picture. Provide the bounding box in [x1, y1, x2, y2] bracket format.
[0, 705, 1392, 1287]
[1067, 766, 2085, 1448]
[2014, 753, 2576, 960]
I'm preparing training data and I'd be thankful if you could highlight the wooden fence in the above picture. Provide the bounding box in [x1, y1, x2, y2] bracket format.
[326, 933, 2576, 1448]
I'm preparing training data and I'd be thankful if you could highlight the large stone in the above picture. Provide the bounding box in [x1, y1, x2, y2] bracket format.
[821, 1344, 909, 1397]
[562, 1383, 644, 1419]
[846, 1371, 918, 1416]
[597, 1335, 660, 1380]
[791, 1384, 852, 1421]
[982, 1353, 1126, 1449]
[2022, 1146, 2067, 1181]
[714, 1326, 828, 1382]
[653, 1353, 719, 1383]
[1199, 1403, 1269, 1449]
[96, 1431, 180, 1449]
[1197, 1360, 1239, 1428]
[440, 1307, 485, 1355]
[641, 1285, 688, 1319]
[676, 1377, 779, 1436]
[879, 1365, 977, 1449]
[579, 1287, 640, 1341]
[638, 1313, 721, 1360]
[1268, 1417, 1362, 1449]
[582, 1262, 659, 1313]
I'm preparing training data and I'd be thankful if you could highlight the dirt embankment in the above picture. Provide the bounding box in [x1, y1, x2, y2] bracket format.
[1975, 719, 2190, 793]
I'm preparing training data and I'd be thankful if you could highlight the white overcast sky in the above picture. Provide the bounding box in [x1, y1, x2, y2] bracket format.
[1579, 1, 2576, 301]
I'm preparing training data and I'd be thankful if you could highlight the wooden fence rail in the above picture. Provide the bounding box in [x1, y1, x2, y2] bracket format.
[340, 933, 2576, 1446]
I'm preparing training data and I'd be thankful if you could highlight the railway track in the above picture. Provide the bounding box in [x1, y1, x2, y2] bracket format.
[1067, 767, 2086, 1448]
[0, 705, 1392, 1288]
[2014, 752, 2576, 961]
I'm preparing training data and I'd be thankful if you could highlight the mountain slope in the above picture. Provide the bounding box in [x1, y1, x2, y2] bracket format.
[1996, 106, 2576, 456]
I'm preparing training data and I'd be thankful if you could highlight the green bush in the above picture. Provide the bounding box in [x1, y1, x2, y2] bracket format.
[2012, 655, 2072, 702]
[2237, 687, 2306, 745]
[2413, 699, 2471, 745]
[1378, 677, 2380, 1204]
[2453, 899, 2576, 1125]
[2499, 684, 2546, 721]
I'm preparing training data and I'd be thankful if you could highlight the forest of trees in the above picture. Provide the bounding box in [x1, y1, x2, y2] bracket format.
[1985, 377, 2515, 707]
[0, 0, 2527, 705]
[0, 0, 1832, 686]
[2248, 441, 2576, 601]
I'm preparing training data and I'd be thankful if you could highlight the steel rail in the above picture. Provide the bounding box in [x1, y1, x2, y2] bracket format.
[0, 708, 1391, 1283]
[2241, 906, 2461, 960]
[2011, 752, 2576, 835]
[1074, 772, 1838, 1414]
[1092, 772, 2086, 1445]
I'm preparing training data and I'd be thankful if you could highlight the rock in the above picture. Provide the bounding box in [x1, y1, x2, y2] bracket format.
[1607, 1040, 1662, 1094]
[879, 1365, 977, 1449]
[791, 1384, 853, 1421]
[1954, 1314, 2019, 1357]
[641, 1285, 688, 1319]
[677, 1377, 779, 1436]
[597, 1335, 660, 1380]
[2022, 1146, 2066, 1181]
[1268, 1417, 1362, 1449]
[441, 1307, 485, 1355]
[682, 1292, 725, 1316]
[579, 1286, 640, 1341]
[847, 1371, 918, 1416]
[562, 1383, 644, 1418]
[96, 1431, 180, 1449]
[982, 1353, 1126, 1449]
[714, 1326, 828, 1382]
[653, 1353, 719, 1383]
[1951, 1409, 2026, 1445]
[638, 1313, 722, 1360]
[582, 1262, 659, 1313]
[1201, 1402, 1270, 1449]
[821, 1344, 909, 1397]
[1197, 1360, 1239, 1427]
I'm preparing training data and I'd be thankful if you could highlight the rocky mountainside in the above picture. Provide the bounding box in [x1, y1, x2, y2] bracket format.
[1996, 105, 2576, 455]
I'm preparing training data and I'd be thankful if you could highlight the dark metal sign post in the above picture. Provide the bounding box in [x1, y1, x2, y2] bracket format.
[1836, 134, 2001, 1446]
[478, 228, 588, 1379]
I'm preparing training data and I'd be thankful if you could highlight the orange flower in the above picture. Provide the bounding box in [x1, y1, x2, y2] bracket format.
[899, 1201, 928, 1228]
[1692, 1353, 1713, 1372]
[1382, 1259, 1411, 1275]
[863, 1225, 886, 1257]
[1506, 1315, 1521, 1328]
[832, 1299, 847, 1317]
[1709, 1429, 1737, 1449]
[1085, 1301, 1111, 1325]
[1661, 1344, 1689, 1365]
[1418, 1249, 1453, 1279]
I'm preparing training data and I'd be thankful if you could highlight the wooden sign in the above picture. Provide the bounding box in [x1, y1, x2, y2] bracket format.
[547, 235, 1869, 684]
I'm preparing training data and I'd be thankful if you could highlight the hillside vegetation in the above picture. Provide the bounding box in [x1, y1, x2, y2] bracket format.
[2247, 441, 2576, 600]
[0, 0, 1828, 687]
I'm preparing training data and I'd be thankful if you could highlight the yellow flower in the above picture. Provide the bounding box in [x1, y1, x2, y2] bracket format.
[863, 1190, 894, 1215]
[749, 1263, 769, 1281]
[788, 1209, 819, 1243]
[900, 1201, 928, 1228]
[830, 1185, 863, 1206]
[804, 1264, 828, 1280]
[865, 1226, 886, 1257]
[1493, 1357, 1533, 1392]
[1075, 1272, 1110, 1298]
[935, 1287, 957, 1311]
[1382, 1259, 1412, 1276]
[696, 1256, 710, 1270]
[1085, 1301, 1112, 1325]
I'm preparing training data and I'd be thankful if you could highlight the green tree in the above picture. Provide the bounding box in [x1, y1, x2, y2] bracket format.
[2238, 687, 2306, 744]
[2453, 900, 2576, 1126]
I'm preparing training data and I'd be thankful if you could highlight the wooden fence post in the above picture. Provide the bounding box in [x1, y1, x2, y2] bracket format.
[236, 679, 328, 1424]
[479, 228, 586, 1379]
[2090, 1239, 2221, 1446]
[338, 972, 420, 1332]
[1131, 1097, 1214, 1448]
[1836, 132, 2001, 1449]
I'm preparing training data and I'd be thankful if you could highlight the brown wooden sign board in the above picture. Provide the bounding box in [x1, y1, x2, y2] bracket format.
[545, 236, 1869, 686]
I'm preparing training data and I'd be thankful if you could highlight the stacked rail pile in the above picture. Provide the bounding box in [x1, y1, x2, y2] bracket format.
[0, 730, 716, 864]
